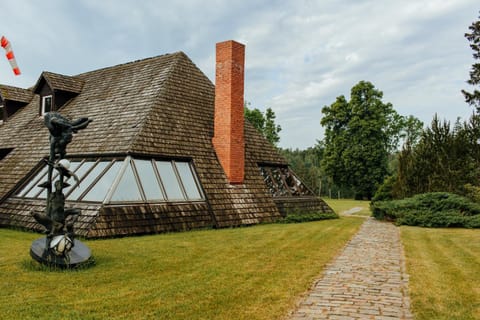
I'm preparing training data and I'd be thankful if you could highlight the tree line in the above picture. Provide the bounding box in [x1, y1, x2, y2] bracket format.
[246, 13, 480, 200]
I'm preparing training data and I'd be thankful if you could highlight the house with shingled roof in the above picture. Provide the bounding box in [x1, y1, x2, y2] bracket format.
[0, 40, 333, 238]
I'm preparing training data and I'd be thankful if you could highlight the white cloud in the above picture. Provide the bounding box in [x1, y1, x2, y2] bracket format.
[0, 0, 478, 149]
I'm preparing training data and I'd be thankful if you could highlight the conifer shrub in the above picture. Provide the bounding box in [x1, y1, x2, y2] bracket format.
[280, 209, 339, 223]
[371, 192, 480, 228]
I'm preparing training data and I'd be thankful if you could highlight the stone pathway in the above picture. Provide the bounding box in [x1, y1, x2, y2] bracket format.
[287, 218, 413, 320]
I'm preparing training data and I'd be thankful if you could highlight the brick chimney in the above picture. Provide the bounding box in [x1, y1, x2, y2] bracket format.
[212, 40, 245, 184]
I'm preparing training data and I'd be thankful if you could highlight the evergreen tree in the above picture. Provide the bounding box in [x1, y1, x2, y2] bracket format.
[462, 12, 480, 111]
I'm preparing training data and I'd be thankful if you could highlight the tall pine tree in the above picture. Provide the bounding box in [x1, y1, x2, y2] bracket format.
[462, 12, 480, 111]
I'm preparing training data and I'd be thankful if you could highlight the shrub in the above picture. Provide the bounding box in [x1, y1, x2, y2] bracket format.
[280, 209, 338, 223]
[371, 192, 480, 228]
[372, 174, 396, 202]
[463, 183, 480, 203]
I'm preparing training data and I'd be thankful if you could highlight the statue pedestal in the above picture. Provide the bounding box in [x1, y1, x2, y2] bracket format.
[30, 237, 93, 268]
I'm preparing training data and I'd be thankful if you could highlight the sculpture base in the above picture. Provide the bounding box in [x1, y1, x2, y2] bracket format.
[30, 237, 93, 268]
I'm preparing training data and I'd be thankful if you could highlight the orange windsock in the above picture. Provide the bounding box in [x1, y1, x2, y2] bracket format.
[1, 36, 20, 76]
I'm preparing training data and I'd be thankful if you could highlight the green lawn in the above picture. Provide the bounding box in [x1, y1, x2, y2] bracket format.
[401, 226, 480, 320]
[0, 217, 363, 320]
[324, 198, 372, 216]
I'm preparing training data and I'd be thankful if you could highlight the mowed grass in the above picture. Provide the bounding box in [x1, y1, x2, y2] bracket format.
[324, 198, 372, 216]
[401, 226, 480, 320]
[0, 218, 363, 320]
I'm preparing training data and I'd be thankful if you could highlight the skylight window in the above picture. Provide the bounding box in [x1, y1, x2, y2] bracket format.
[15, 156, 204, 204]
[259, 165, 314, 197]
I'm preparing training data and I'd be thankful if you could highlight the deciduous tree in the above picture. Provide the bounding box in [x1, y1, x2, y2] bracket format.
[321, 81, 409, 199]
[244, 103, 282, 146]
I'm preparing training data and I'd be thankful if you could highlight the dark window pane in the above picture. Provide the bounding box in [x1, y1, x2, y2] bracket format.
[111, 162, 142, 201]
[175, 162, 202, 200]
[156, 161, 184, 201]
[134, 159, 164, 201]
[43, 96, 52, 114]
[82, 161, 122, 202]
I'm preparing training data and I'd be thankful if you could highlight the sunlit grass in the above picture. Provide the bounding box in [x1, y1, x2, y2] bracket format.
[401, 226, 480, 320]
[324, 198, 372, 216]
[0, 217, 363, 320]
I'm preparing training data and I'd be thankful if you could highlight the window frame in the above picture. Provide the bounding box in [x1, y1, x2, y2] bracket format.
[259, 164, 315, 197]
[13, 156, 206, 205]
[41, 95, 53, 115]
[0, 104, 4, 123]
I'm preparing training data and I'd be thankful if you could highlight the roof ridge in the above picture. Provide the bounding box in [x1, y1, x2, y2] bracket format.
[75, 51, 184, 78]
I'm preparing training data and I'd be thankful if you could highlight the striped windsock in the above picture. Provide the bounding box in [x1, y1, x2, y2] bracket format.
[1, 36, 20, 75]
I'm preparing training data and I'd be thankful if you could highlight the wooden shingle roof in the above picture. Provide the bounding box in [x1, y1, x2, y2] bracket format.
[0, 49, 331, 237]
[33, 71, 84, 94]
[0, 84, 33, 103]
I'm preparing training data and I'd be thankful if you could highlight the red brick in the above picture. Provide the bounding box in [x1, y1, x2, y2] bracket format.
[212, 40, 245, 184]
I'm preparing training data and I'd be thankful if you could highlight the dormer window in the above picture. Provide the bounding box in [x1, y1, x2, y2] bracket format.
[41, 95, 52, 115]
[0, 104, 4, 124]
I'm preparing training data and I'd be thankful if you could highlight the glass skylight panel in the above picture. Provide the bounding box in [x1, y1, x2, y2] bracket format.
[15, 157, 205, 204]
[68, 161, 109, 200]
[63, 161, 96, 196]
[82, 161, 122, 202]
[110, 162, 143, 201]
[175, 162, 202, 200]
[20, 165, 49, 197]
[37, 171, 61, 199]
[155, 161, 184, 201]
[133, 159, 164, 201]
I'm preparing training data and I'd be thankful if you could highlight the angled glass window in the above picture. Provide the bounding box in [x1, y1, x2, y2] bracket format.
[259, 165, 314, 197]
[82, 161, 122, 202]
[110, 161, 143, 202]
[155, 161, 184, 201]
[175, 162, 202, 200]
[14, 157, 205, 204]
[18, 165, 49, 197]
[68, 161, 110, 200]
[63, 161, 95, 196]
[133, 159, 164, 201]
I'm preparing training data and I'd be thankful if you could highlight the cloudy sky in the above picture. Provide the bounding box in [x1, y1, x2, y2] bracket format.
[0, 0, 478, 149]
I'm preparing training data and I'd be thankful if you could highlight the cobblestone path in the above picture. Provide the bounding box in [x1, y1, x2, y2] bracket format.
[287, 218, 413, 320]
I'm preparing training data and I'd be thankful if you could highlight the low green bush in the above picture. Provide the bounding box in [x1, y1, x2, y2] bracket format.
[280, 209, 339, 223]
[371, 192, 480, 228]
[463, 183, 480, 203]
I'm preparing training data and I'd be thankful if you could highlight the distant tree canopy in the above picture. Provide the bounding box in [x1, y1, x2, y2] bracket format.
[462, 12, 480, 111]
[320, 81, 420, 200]
[244, 103, 282, 146]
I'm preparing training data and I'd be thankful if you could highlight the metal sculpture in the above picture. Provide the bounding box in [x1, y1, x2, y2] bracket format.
[30, 112, 92, 268]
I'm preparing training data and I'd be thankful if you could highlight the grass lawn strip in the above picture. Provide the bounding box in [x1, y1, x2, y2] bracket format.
[324, 198, 372, 217]
[0, 217, 363, 320]
[401, 226, 480, 320]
